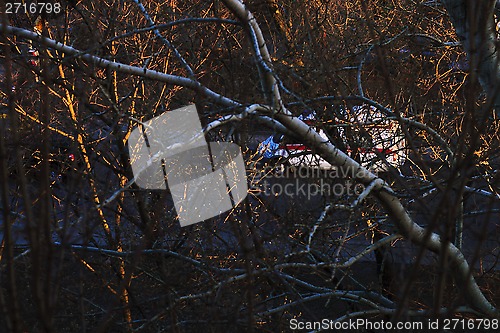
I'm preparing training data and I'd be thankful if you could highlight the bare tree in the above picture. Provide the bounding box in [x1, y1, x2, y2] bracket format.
[0, 0, 498, 331]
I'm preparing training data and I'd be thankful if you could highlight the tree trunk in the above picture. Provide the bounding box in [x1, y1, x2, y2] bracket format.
[442, 0, 500, 114]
